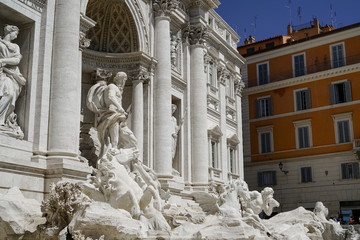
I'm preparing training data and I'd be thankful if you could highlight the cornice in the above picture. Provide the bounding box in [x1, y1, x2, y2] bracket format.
[82, 50, 156, 71]
[17, 0, 46, 12]
[245, 26, 360, 63]
[243, 63, 360, 96]
[187, 0, 220, 10]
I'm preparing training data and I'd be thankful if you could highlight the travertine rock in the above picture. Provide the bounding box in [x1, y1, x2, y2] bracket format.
[264, 207, 325, 240]
[171, 215, 266, 240]
[68, 201, 147, 240]
[0, 187, 45, 239]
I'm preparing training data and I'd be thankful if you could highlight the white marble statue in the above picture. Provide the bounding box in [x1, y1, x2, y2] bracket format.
[87, 71, 138, 158]
[85, 70, 170, 231]
[0, 25, 26, 139]
[170, 34, 179, 68]
[171, 104, 184, 160]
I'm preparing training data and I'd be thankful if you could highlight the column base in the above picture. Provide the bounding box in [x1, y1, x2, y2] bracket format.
[191, 183, 209, 192]
[41, 155, 92, 197]
[157, 174, 185, 193]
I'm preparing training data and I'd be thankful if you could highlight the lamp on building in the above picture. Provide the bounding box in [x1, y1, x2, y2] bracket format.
[278, 162, 289, 175]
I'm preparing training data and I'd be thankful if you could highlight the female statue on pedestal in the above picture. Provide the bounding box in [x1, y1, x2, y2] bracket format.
[0, 25, 26, 139]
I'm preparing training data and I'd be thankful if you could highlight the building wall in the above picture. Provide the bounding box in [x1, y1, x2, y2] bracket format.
[241, 22, 360, 215]
[246, 35, 360, 87]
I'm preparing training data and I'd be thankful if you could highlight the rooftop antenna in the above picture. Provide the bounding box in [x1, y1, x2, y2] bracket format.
[251, 16, 257, 38]
[284, 0, 292, 25]
[244, 27, 247, 40]
[297, 6, 302, 24]
[330, 3, 337, 27]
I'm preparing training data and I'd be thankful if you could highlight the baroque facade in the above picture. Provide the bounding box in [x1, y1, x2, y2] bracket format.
[0, 0, 244, 201]
[239, 19, 360, 220]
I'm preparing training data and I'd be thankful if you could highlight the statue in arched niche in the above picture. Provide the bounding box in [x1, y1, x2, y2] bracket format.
[0, 25, 26, 139]
[170, 34, 180, 69]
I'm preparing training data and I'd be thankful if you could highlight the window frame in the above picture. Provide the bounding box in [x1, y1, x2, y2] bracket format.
[228, 146, 237, 174]
[300, 166, 313, 183]
[226, 75, 235, 99]
[329, 79, 352, 105]
[330, 42, 346, 68]
[257, 125, 274, 154]
[208, 60, 217, 87]
[256, 95, 273, 118]
[209, 138, 219, 169]
[293, 119, 312, 149]
[332, 112, 353, 144]
[256, 61, 270, 85]
[293, 88, 311, 111]
[341, 162, 359, 180]
[292, 52, 307, 77]
[258, 170, 277, 187]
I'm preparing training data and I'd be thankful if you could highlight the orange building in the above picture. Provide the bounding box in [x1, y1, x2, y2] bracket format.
[239, 20, 360, 220]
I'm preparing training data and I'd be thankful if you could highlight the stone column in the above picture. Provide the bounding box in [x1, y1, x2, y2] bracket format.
[153, 0, 178, 177]
[131, 70, 149, 160]
[48, 0, 82, 158]
[185, 25, 209, 190]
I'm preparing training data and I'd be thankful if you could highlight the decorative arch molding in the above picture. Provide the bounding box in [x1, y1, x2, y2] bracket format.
[84, 0, 149, 54]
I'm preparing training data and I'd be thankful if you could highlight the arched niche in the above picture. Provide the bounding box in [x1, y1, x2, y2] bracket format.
[85, 0, 149, 54]
[86, 0, 138, 53]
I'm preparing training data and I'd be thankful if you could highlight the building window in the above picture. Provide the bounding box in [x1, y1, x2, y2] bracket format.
[258, 171, 277, 187]
[246, 47, 255, 54]
[301, 167, 312, 183]
[226, 76, 235, 99]
[329, 80, 352, 104]
[294, 88, 311, 111]
[332, 112, 353, 144]
[229, 147, 236, 173]
[337, 120, 350, 143]
[210, 140, 218, 168]
[341, 162, 359, 179]
[298, 127, 310, 148]
[208, 61, 217, 87]
[330, 42, 345, 68]
[257, 62, 269, 85]
[292, 53, 306, 77]
[257, 125, 274, 154]
[294, 119, 312, 149]
[256, 96, 272, 118]
[266, 42, 274, 49]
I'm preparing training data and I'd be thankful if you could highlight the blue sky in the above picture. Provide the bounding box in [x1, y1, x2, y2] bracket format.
[215, 0, 360, 46]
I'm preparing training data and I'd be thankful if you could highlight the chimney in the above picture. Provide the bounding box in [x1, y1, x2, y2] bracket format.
[313, 18, 320, 34]
[287, 24, 293, 35]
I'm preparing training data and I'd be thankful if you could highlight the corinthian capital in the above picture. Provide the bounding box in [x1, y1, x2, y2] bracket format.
[129, 69, 150, 83]
[182, 24, 208, 46]
[153, 0, 179, 17]
[235, 78, 245, 97]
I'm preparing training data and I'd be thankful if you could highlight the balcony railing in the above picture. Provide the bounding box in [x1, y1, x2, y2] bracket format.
[248, 54, 360, 87]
